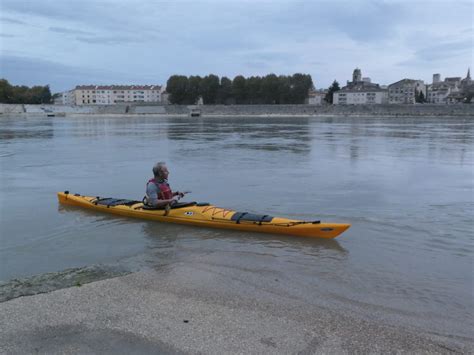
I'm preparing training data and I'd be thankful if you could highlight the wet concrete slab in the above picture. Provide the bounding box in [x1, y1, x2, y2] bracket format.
[0, 267, 471, 354]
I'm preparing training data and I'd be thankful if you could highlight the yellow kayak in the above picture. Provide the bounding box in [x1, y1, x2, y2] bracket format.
[57, 191, 350, 239]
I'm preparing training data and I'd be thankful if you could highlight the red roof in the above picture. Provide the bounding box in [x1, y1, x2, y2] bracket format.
[75, 85, 162, 90]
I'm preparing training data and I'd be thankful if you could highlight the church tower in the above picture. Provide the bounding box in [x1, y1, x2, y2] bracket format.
[353, 68, 362, 83]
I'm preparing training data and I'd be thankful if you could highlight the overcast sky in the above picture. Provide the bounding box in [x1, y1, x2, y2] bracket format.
[0, 0, 472, 92]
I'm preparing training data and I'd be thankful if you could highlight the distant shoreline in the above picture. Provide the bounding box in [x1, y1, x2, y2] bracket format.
[1, 103, 473, 117]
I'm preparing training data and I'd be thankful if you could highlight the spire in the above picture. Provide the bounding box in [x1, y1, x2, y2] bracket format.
[467, 68, 471, 80]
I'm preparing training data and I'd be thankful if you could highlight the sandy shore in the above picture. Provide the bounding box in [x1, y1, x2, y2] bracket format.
[1, 264, 472, 354]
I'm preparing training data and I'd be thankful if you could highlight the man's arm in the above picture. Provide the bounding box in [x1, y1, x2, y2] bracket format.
[173, 191, 185, 198]
[152, 197, 179, 208]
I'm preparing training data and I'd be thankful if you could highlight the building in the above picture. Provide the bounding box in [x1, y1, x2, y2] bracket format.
[447, 69, 473, 103]
[63, 90, 76, 105]
[53, 94, 64, 105]
[334, 88, 388, 105]
[388, 79, 426, 104]
[73, 85, 164, 105]
[333, 68, 388, 105]
[53, 90, 75, 105]
[426, 74, 460, 104]
[306, 89, 326, 105]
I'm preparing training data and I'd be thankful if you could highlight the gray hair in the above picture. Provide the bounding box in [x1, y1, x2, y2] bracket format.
[152, 161, 167, 177]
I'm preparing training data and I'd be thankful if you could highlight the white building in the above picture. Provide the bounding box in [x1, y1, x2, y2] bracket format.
[74, 85, 164, 105]
[388, 79, 426, 104]
[333, 68, 387, 105]
[334, 88, 387, 105]
[53, 90, 75, 105]
[307, 90, 326, 105]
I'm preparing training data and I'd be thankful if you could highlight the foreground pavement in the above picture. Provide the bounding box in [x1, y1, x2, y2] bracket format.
[0, 263, 472, 354]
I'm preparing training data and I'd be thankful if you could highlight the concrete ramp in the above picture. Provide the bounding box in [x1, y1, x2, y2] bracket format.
[131, 106, 166, 114]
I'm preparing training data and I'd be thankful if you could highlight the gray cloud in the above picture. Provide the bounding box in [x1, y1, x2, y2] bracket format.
[326, 1, 405, 42]
[49, 26, 94, 36]
[4, 1, 163, 45]
[247, 51, 297, 67]
[415, 39, 472, 62]
[0, 34, 16, 38]
[0, 55, 154, 91]
[263, 1, 405, 43]
[0, 16, 27, 25]
[1, 0, 155, 32]
[1, 0, 109, 22]
[75, 35, 148, 45]
[1, 1, 471, 90]
[245, 61, 267, 70]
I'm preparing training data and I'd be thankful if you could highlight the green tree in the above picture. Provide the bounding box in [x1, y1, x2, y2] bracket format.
[165, 73, 315, 105]
[277, 75, 291, 104]
[232, 75, 247, 104]
[0, 79, 13, 103]
[290, 73, 314, 104]
[199, 74, 220, 104]
[12, 85, 29, 104]
[261, 74, 280, 104]
[166, 75, 189, 104]
[217, 76, 232, 104]
[246, 76, 262, 104]
[0, 80, 52, 104]
[324, 80, 340, 104]
[186, 76, 202, 104]
[415, 89, 425, 103]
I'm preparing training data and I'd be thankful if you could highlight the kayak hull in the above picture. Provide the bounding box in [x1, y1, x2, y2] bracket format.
[57, 192, 350, 239]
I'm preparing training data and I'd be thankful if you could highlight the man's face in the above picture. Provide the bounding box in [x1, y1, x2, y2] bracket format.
[160, 166, 169, 179]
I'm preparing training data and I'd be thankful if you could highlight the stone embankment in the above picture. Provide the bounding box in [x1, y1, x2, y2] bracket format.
[1, 103, 473, 116]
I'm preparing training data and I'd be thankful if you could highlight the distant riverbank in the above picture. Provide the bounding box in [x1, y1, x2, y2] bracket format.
[1, 103, 473, 117]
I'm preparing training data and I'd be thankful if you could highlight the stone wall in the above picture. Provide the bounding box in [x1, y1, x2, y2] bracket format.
[193, 104, 474, 116]
[1, 103, 473, 117]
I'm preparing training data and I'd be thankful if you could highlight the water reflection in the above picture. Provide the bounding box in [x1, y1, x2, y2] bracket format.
[65, 116, 169, 139]
[309, 118, 473, 164]
[141, 219, 347, 257]
[166, 117, 312, 154]
[0, 119, 53, 141]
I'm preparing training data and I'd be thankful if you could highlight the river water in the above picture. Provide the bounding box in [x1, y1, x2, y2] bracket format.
[0, 114, 473, 339]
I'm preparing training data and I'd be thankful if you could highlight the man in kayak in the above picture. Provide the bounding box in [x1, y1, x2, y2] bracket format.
[144, 162, 184, 208]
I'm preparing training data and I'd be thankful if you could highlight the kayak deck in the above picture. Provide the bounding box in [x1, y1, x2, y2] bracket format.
[57, 191, 350, 239]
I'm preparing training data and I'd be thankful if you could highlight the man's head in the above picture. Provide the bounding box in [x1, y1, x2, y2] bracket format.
[153, 162, 169, 180]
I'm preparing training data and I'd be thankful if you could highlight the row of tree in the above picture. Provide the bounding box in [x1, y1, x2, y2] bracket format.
[0, 79, 52, 104]
[166, 74, 314, 105]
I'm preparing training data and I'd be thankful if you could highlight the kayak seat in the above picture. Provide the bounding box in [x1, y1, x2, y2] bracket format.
[231, 212, 274, 224]
[142, 201, 197, 210]
[95, 198, 142, 207]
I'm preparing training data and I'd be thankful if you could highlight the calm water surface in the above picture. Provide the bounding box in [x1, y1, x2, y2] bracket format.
[0, 115, 473, 338]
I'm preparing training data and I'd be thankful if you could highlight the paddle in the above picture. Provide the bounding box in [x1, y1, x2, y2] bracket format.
[176, 190, 192, 200]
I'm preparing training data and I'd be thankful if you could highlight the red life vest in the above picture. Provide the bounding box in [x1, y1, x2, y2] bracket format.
[147, 178, 173, 200]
